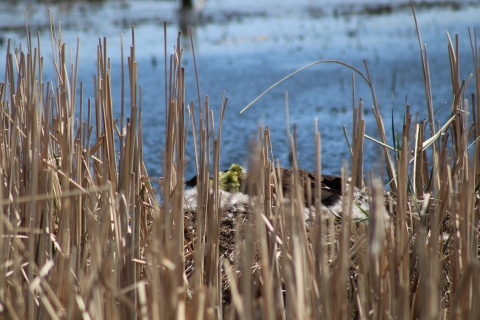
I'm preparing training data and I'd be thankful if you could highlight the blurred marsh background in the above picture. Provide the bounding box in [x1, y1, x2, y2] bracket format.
[1, 0, 479, 179]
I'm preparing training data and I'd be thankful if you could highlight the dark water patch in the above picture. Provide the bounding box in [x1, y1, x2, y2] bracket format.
[306, 6, 327, 19]
[403, 1, 464, 11]
[113, 16, 175, 29]
[332, 0, 474, 18]
[362, 4, 393, 15]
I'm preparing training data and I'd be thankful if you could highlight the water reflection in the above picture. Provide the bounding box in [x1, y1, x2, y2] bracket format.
[178, 5, 199, 50]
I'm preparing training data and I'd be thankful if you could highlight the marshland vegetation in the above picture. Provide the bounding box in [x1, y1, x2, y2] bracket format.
[1, 5, 479, 319]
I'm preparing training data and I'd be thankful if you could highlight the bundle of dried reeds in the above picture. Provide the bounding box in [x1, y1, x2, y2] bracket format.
[0, 4, 479, 319]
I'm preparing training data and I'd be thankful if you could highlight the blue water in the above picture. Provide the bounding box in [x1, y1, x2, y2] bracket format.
[1, 0, 479, 181]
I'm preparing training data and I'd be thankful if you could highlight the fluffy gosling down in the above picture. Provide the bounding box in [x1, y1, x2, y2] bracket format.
[185, 163, 342, 204]
[184, 164, 243, 193]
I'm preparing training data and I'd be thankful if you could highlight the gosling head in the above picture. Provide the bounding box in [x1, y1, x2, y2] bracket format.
[228, 164, 243, 177]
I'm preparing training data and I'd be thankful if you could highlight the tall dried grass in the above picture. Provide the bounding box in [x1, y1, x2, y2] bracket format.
[0, 5, 479, 319]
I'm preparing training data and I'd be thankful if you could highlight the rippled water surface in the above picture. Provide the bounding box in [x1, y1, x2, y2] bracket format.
[1, 0, 479, 179]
